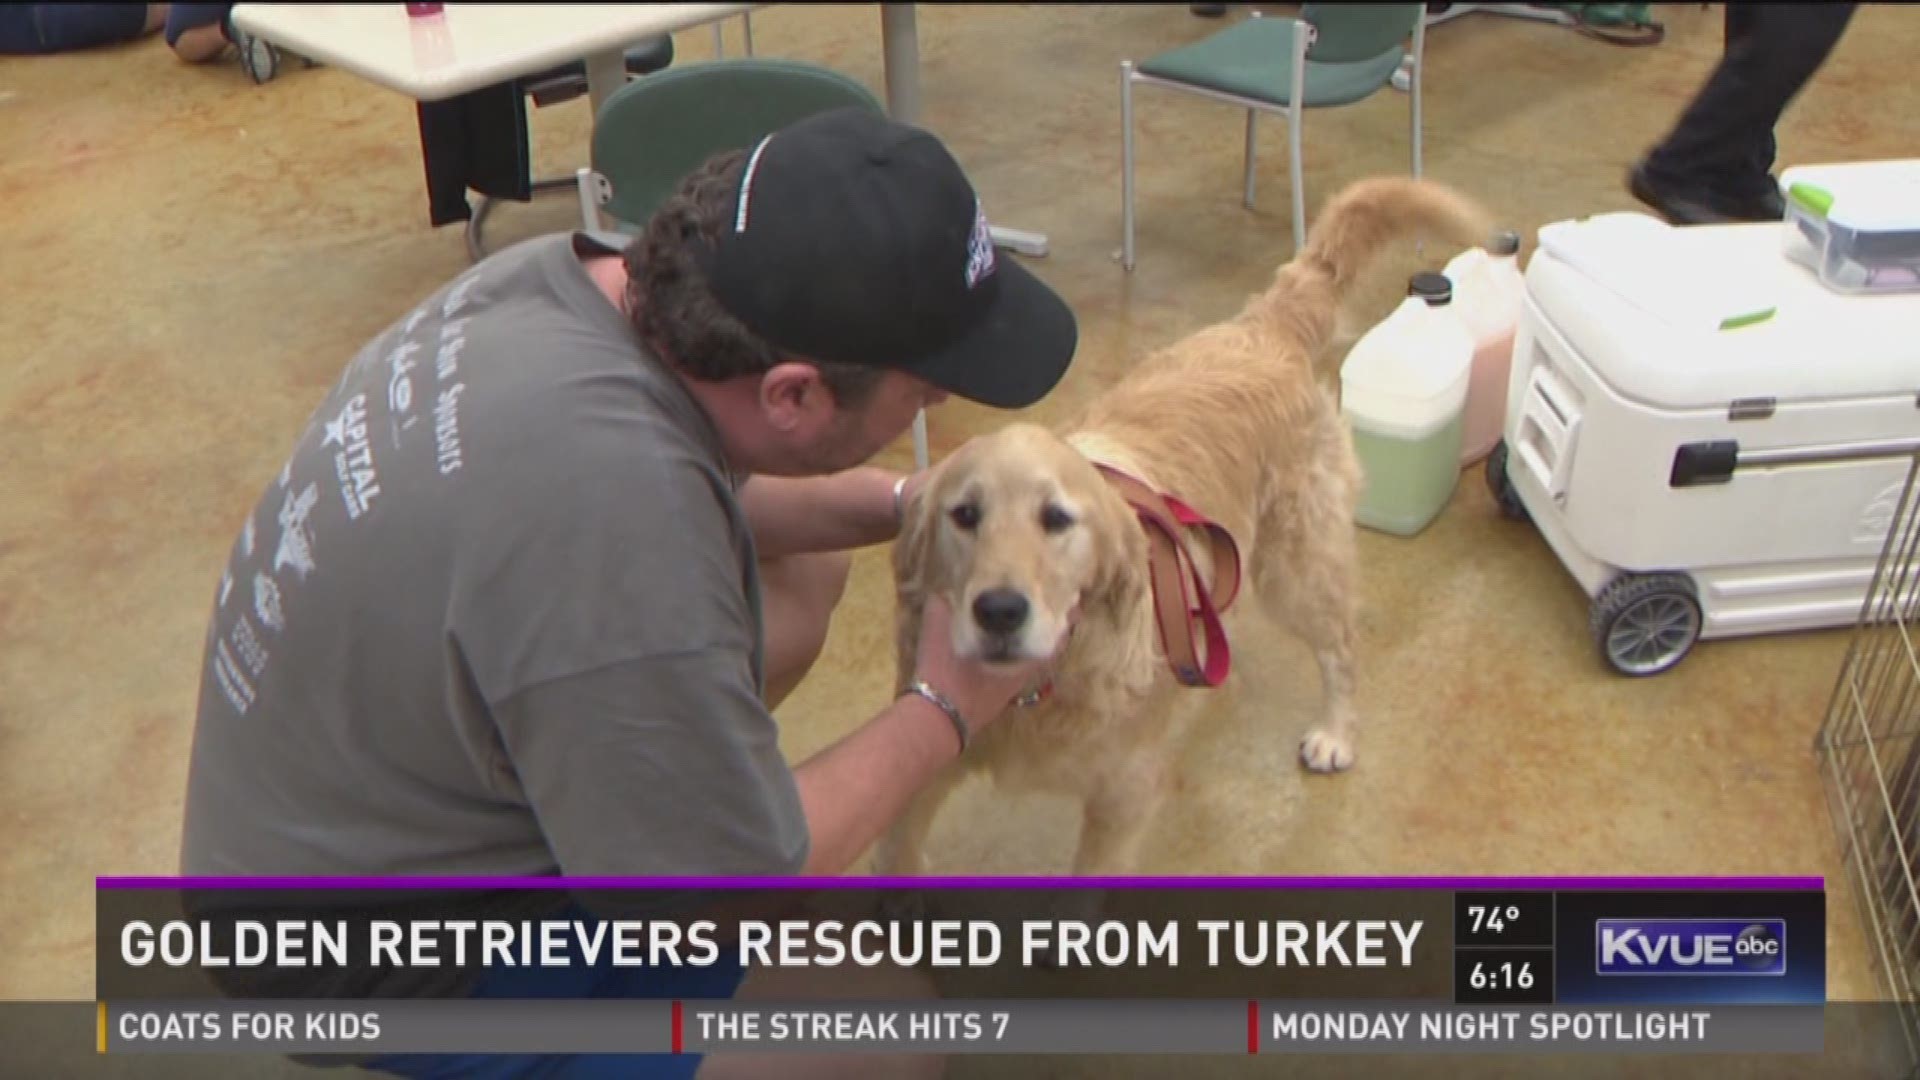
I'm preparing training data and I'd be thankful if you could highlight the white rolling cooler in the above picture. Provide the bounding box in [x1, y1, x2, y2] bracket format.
[1484, 196, 1920, 676]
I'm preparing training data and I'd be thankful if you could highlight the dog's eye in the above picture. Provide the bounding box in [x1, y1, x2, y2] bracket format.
[949, 503, 981, 531]
[1040, 505, 1075, 534]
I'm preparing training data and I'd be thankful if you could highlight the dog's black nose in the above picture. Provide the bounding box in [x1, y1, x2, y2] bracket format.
[972, 589, 1031, 635]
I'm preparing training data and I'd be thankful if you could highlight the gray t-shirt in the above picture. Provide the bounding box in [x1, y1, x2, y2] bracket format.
[180, 233, 809, 879]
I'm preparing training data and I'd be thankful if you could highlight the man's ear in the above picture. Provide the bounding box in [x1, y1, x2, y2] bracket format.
[758, 361, 834, 433]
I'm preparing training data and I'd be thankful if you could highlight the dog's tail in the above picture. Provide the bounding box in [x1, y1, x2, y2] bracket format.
[1249, 177, 1499, 371]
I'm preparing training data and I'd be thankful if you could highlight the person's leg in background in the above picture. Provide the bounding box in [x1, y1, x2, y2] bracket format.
[0, 4, 158, 56]
[163, 2, 232, 63]
[1631, 3, 1858, 224]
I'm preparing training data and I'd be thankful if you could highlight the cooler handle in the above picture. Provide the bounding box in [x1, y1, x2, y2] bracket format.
[1512, 365, 1582, 500]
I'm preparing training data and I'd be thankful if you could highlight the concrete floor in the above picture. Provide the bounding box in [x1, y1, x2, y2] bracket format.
[3, 3, 1917, 1076]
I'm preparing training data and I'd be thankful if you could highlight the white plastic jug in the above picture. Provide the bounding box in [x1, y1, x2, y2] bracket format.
[1444, 231, 1526, 465]
[1341, 272, 1474, 537]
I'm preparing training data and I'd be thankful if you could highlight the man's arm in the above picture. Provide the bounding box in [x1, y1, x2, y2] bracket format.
[790, 694, 963, 875]
[790, 592, 1043, 875]
[737, 468, 904, 560]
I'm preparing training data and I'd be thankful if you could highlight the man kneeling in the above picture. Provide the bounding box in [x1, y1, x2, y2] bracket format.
[179, 108, 1079, 1078]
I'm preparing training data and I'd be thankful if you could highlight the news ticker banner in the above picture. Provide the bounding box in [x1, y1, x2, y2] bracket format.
[95, 875, 1827, 1056]
[99, 1000, 1823, 1056]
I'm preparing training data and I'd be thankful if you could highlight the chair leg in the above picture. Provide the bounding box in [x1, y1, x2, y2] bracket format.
[1121, 61, 1138, 272]
[1288, 105, 1306, 255]
[576, 167, 599, 232]
[1242, 109, 1258, 209]
[742, 11, 755, 56]
[1409, 61, 1423, 179]
[711, 23, 725, 57]
[1410, 16, 1426, 178]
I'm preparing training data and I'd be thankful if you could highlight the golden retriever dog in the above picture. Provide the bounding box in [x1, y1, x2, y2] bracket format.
[878, 178, 1497, 877]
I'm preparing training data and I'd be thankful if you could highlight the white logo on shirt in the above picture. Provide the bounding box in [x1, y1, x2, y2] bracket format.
[435, 383, 467, 476]
[436, 318, 469, 383]
[253, 572, 286, 633]
[212, 637, 255, 715]
[387, 340, 423, 423]
[273, 482, 320, 579]
[230, 615, 270, 679]
[325, 394, 381, 520]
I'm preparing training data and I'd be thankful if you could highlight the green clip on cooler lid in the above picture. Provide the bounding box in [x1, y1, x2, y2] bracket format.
[1787, 182, 1833, 219]
[1780, 160, 1920, 233]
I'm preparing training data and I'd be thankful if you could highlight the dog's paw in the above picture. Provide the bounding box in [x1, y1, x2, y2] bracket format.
[1299, 728, 1355, 773]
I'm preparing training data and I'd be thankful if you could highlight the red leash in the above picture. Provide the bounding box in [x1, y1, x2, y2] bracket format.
[1093, 464, 1243, 688]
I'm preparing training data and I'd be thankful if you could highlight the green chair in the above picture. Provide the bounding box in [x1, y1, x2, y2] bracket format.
[573, 58, 884, 238]
[1120, 4, 1427, 269]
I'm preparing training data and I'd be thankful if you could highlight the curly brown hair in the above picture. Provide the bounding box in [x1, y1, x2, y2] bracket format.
[624, 149, 884, 407]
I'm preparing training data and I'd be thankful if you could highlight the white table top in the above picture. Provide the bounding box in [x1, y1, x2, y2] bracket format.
[229, 3, 756, 101]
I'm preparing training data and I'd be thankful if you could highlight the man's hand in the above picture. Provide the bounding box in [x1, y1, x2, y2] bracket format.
[910, 592, 1070, 741]
[789, 591, 1074, 877]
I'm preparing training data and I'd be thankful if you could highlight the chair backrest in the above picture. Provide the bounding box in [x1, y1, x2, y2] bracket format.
[590, 58, 885, 230]
[1301, 3, 1423, 63]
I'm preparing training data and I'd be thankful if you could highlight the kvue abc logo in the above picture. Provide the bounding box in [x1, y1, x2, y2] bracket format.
[1594, 919, 1787, 976]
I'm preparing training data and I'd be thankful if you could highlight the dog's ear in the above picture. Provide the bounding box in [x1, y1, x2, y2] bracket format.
[892, 461, 947, 608]
[1075, 479, 1158, 695]
[891, 459, 951, 695]
[1085, 482, 1149, 625]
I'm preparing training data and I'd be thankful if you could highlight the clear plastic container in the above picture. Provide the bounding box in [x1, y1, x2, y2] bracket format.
[1779, 160, 1920, 295]
[1444, 231, 1525, 465]
[1341, 272, 1474, 537]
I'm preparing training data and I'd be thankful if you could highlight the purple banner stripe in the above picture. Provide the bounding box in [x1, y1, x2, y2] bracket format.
[95, 875, 1825, 891]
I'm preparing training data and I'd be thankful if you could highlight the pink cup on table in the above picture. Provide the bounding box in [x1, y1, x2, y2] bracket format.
[406, 3, 445, 17]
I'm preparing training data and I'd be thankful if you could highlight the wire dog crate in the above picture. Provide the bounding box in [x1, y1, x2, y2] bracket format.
[1817, 448, 1920, 1069]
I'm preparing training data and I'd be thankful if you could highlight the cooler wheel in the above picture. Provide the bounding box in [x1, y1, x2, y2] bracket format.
[1484, 439, 1529, 523]
[1589, 573, 1701, 677]
[236, 30, 279, 84]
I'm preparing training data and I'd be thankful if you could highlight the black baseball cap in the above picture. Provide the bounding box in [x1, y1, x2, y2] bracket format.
[696, 107, 1077, 409]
